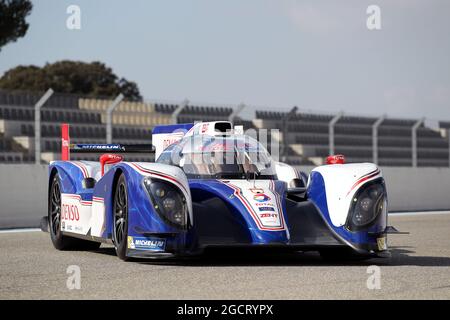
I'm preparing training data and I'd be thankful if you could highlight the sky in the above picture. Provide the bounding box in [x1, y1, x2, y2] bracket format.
[1, 0, 449, 121]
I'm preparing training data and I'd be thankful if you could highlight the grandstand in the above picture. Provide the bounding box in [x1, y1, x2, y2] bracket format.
[254, 111, 449, 167]
[0, 89, 449, 167]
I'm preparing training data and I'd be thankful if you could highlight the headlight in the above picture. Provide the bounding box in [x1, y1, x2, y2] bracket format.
[347, 179, 386, 231]
[143, 177, 187, 228]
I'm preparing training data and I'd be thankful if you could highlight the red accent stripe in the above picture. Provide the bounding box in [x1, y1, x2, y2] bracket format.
[71, 162, 85, 178]
[79, 162, 89, 178]
[346, 169, 381, 196]
[72, 161, 89, 178]
[63, 194, 92, 206]
[92, 197, 104, 203]
[225, 182, 265, 230]
[64, 194, 81, 199]
[72, 162, 84, 177]
[269, 180, 285, 229]
[130, 163, 188, 195]
[223, 181, 285, 231]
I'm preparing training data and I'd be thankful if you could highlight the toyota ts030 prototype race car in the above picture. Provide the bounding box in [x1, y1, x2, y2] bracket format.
[42, 121, 394, 261]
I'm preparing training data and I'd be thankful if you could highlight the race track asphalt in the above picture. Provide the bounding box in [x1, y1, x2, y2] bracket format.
[1, 213, 450, 299]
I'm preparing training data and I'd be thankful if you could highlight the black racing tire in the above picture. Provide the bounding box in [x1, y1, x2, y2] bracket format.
[48, 173, 101, 251]
[319, 248, 371, 262]
[112, 174, 129, 261]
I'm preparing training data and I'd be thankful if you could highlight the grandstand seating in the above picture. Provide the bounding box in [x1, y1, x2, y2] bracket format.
[0, 89, 449, 167]
[255, 110, 450, 167]
[0, 91, 233, 163]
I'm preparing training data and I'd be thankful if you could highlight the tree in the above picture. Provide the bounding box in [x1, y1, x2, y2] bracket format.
[0, 0, 33, 51]
[0, 60, 143, 101]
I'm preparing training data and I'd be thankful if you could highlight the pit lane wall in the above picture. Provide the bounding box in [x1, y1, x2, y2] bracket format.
[0, 164, 449, 228]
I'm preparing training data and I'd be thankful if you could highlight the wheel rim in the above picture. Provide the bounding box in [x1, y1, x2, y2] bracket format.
[50, 179, 61, 235]
[114, 182, 127, 246]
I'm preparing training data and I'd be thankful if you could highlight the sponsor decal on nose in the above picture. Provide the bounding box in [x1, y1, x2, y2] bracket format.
[253, 193, 271, 202]
[249, 187, 264, 194]
[258, 206, 275, 212]
[127, 236, 166, 251]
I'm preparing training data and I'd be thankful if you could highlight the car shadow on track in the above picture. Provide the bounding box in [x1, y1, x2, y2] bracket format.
[136, 248, 385, 267]
[93, 246, 371, 266]
[382, 246, 450, 267]
[92, 245, 450, 267]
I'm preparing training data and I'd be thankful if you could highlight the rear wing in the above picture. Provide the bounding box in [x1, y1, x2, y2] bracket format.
[151, 123, 194, 159]
[69, 144, 155, 153]
[61, 123, 154, 161]
[151, 121, 237, 159]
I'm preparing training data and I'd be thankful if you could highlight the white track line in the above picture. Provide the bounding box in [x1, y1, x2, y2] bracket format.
[0, 228, 41, 234]
[389, 210, 450, 216]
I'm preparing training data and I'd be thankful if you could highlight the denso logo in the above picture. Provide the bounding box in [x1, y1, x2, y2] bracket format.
[253, 193, 271, 202]
[62, 204, 80, 221]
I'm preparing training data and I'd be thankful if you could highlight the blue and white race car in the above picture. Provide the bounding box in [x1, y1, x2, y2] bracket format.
[43, 121, 392, 261]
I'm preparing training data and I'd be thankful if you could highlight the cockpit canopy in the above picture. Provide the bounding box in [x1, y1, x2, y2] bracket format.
[157, 134, 277, 179]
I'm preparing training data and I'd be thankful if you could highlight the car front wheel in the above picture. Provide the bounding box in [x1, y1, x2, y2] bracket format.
[113, 174, 129, 261]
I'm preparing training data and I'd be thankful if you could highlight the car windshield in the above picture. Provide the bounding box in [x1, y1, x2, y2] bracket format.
[157, 134, 277, 180]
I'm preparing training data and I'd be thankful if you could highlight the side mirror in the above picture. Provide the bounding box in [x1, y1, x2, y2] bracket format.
[326, 154, 345, 164]
[100, 153, 123, 176]
[287, 187, 307, 201]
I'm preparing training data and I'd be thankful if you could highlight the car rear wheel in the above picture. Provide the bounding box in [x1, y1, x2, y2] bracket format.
[113, 174, 129, 261]
[48, 173, 100, 250]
